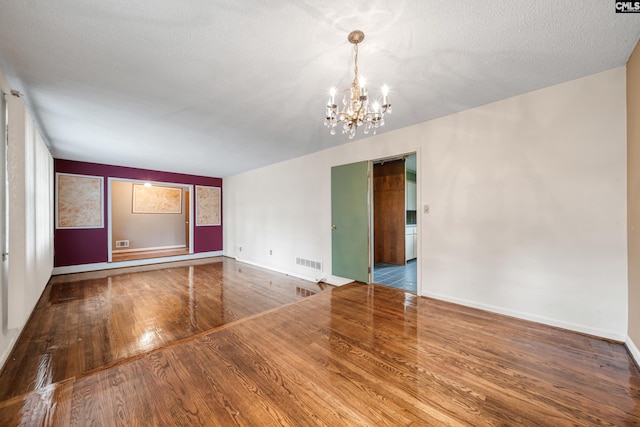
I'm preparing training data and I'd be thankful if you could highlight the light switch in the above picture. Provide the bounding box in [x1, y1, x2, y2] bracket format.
[424, 204, 430, 214]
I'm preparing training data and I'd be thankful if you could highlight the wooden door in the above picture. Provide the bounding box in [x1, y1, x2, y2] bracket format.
[373, 160, 406, 265]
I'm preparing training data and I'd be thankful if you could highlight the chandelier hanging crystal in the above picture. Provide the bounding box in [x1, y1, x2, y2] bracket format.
[324, 30, 391, 139]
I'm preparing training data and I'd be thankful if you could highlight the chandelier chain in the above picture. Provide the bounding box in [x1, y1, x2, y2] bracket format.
[353, 43, 359, 85]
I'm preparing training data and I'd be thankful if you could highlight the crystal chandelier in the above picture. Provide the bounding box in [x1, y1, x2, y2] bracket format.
[324, 30, 391, 139]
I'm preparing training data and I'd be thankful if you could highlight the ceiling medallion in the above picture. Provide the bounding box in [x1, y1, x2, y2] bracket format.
[324, 30, 391, 139]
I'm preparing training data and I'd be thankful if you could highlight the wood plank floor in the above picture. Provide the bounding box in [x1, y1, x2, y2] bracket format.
[0, 259, 639, 425]
[111, 247, 190, 262]
[0, 257, 329, 403]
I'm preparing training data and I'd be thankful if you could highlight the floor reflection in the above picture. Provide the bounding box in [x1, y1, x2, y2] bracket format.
[1, 282, 639, 424]
[0, 257, 329, 402]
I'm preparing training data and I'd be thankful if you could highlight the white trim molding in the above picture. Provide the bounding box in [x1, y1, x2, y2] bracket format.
[52, 251, 223, 275]
[0, 329, 20, 374]
[111, 244, 186, 254]
[626, 336, 640, 368]
[235, 258, 322, 284]
[107, 178, 195, 262]
[420, 291, 627, 342]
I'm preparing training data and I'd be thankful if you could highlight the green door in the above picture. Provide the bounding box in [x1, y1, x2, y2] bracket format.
[331, 161, 370, 283]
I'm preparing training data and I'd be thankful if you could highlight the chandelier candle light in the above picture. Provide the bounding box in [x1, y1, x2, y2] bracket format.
[324, 30, 391, 138]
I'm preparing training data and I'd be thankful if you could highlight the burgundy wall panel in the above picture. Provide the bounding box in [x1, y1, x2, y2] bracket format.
[54, 159, 223, 267]
[54, 228, 109, 266]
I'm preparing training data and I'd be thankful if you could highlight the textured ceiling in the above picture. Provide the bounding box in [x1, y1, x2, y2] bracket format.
[0, 1, 639, 177]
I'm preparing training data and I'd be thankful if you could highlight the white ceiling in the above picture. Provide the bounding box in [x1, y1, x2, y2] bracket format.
[0, 1, 638, 177]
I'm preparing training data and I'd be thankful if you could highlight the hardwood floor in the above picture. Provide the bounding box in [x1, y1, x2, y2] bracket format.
[111, 247, 190, 262]
[0, 259, 638, 425]
[0, 257, 329, 403]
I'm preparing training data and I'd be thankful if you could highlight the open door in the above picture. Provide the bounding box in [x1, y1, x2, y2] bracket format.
[331, 161, 370, 283]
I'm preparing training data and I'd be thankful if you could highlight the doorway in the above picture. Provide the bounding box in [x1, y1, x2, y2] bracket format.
[372, 153, 417, 292]
[108, 179, 193, 263]
[330, 153, 419, 293]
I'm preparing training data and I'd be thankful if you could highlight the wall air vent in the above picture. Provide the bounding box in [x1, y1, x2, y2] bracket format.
[115, 240, 130, 248]
[295, 257, 322, 271]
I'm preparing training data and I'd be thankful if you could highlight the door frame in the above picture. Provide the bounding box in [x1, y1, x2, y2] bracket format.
[0, 92, 7, 331]
[369, 149, 421, 294]
[107, 178, 194, 263]
[330, 148, 422, 294]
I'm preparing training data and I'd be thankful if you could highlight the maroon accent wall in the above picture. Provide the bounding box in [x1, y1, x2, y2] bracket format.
[54, 159, 223, 267]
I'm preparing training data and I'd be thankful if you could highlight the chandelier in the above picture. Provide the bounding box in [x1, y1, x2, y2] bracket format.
[324, 30, 391, 139]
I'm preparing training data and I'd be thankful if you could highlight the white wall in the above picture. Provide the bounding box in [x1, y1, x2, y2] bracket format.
[224, 67, 628, 340]
[0, 69, 54, 368]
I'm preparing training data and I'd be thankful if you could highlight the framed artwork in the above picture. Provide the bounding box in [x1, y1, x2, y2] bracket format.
[196, 185, 221, 226]
[132, 184, 182, 214]
[56, 173, 104, 229]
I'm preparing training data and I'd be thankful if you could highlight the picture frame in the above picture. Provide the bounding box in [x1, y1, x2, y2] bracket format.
[56, 173, 104, 229]
[196, 185, 221, 226]
[132, 184, 183, 214]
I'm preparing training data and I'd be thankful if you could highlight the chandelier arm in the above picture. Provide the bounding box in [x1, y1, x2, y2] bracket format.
[354, 104, 365, 124]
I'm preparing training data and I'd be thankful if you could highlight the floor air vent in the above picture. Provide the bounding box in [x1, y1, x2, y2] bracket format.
[295, 257, 322, 271]
[115, 240, 130, 248]
[296, 287, 317, 297]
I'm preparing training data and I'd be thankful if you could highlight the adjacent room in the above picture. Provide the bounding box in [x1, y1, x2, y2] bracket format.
[110, 180, 192, 262]
[0, 1, 638, 424]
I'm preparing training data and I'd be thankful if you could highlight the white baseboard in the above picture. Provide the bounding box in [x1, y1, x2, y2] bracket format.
[234, 258, 322, 283]
[52, 251, 223, 275]
[236, 259, 354, 286]
[626, 336, 640, 368]
[112, 245, 186, 254]
[223, 252, 352, 286]
[0, 328, 20, 371]
[420, 290, 626, 342]
[233, 257, 354, 286]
